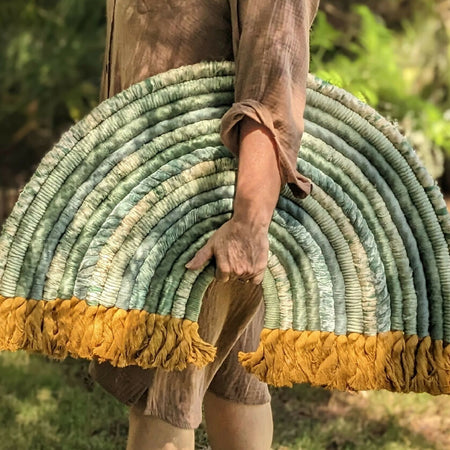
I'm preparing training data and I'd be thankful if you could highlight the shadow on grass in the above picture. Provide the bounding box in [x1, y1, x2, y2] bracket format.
[271, 383, 440, 450]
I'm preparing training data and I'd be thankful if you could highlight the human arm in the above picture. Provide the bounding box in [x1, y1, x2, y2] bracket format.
[221, 0, 319, 198]
[185, 0, 320, 283]
[185, 116, 281, 285]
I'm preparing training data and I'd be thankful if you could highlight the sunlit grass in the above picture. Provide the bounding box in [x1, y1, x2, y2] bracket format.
[1, 351, 449, 449]
[0, 351, 128, 450]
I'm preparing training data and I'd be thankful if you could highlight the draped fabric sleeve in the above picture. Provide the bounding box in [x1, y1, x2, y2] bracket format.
[220, 0, 320, 198]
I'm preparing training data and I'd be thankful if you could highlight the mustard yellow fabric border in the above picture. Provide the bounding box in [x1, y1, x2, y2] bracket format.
[239, 329, 450, 394]
[0, 296, 216, 370]
[2, 294, 450, 394]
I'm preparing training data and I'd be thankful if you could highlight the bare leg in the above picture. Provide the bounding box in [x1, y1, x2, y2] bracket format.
[203, 391, 273, 450]
[126, 405, 195, 450]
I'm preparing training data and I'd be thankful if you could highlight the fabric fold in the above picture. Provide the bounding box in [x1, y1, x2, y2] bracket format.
[220, 99, 313, 199]
[224, 0, 320, 199]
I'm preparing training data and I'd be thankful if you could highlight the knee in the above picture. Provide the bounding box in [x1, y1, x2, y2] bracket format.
[204, 392, 273, 450]
[127, 406, 195, 450]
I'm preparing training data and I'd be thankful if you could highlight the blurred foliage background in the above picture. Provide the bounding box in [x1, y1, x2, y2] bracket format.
[0, 0, 105, 187]
[0, 0, 449, 190]
[311, 0, 450, 187]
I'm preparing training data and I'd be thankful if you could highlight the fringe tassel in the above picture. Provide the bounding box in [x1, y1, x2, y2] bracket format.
[3, 295, 450, 394]
[0, 296, 216, 370]
[239, 328, 450, 394]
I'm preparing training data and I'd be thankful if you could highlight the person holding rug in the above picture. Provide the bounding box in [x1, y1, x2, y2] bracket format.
[89, 1, 319, 449]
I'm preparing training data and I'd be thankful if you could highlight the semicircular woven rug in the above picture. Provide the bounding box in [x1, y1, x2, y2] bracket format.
[1, 61, 450, 394]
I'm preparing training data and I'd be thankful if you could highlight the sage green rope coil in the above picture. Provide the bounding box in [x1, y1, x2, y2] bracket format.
[0, 60, 449, 352]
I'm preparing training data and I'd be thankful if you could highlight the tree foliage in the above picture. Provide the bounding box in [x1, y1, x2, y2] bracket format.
[0, 0, 105, 184]
[310, 2, 450, 179]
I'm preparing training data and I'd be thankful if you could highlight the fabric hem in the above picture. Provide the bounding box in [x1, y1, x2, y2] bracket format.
[220, 100, 312, 199]
[206, 387, 271, 406]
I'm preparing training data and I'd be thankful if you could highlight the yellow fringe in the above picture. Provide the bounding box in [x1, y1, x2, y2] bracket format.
[238, 328, 450, 394]
[3, 295, 450, 394]
[0, 295, 216, 370]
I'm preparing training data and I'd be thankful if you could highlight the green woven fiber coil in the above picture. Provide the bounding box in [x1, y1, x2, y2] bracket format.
[0, 61, 450, 392]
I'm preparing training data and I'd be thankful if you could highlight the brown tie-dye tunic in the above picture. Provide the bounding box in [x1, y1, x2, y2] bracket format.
[89, 0, 319, 429]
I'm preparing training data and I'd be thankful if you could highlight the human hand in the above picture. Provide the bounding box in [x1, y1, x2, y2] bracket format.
[185, 217, 269, 285]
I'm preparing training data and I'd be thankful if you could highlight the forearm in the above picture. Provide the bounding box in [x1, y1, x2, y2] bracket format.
[186, 118, 279, 283]
[232, 117, 281, 230]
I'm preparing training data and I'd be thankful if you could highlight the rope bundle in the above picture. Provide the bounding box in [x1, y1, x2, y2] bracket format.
[0, 61, 449, 393]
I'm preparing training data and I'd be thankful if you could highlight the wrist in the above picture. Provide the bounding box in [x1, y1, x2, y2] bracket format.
[232, 196, 275, 230]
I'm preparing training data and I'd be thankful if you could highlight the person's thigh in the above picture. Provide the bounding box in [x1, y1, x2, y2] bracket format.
[89, 279, 265, 429]
[207, 298, 270, 405]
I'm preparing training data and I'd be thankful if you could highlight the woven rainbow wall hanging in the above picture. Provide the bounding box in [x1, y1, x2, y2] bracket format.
[0, 62, 449, 394]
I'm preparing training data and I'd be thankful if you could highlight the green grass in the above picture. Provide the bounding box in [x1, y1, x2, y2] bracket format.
[0, 351, 128, 450]
[269, 385, 446, 450]
[1, 351, 449, 449]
